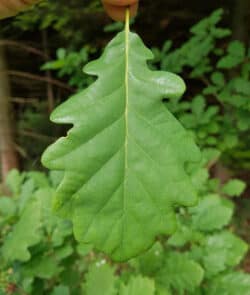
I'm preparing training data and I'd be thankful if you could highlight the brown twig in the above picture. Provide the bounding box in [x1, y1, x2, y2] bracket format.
[19, 129, 56, 142]
[0, 39, 48, 59]
[14, 143, 28, 158]
[2, 70, 74, 92]
[11, 97, 39, 105]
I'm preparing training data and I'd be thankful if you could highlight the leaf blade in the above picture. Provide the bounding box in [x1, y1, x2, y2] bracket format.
[42, 31, 200, 261]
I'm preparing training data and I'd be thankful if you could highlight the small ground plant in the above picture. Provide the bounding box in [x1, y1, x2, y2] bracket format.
[0, 165, 248, 294]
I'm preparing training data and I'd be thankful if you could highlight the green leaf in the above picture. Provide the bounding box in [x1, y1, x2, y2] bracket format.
[192, 95, 206, 117]
[42, 29, 200, 261]
[49, 170, 64, 188]
[217, 56, 240, 69]
[202, 148, 221, 166]
[54, 244, 74, 260]
[167, 224, 193, 247]
[2, 197, 42, 262]
[162, 40, 172, 54]
[222, 179, 246, 197]
[27, 171, 50, 188]
[18, 178, 36, 212]
[211, 72, 225, 87]
[156, 252, 204, 293]
[156, 286, 172, 295]
[217, 41, 245, 69]
[190, 9, 224, 35]
[77, 243, 92, 256]
[104, 22, 124, 33]
[227, 41, 245, 58]
[231, 77, 250, 96]
[0, 197, 16, 217]
[190, 194, 234, 231]
[203, 86, 218, 95]
[120, 276, 155, 295]
[57, 48, 66, 59]
[191, 167, 209, 189]
[36, 188, 67, 236]
[202, 231, 248, 277]
[51, 220, 72, 247]
[23, 255, 62, 279]
[206, 272, 250, 295]
[5, 169, 24, 195]
[167, 221, 204, 247]
[131, 242, 164, 276]
[51, 285, 70, 295]
[211, 28, 231, 38]
[85, 263, 116, 295]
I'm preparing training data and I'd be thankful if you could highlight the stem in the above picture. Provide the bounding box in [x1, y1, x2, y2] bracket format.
[0, 46, 19, 182]
[0, 40, 47, 59]
[3, 70, 74, 92]
[19, 129, 56, 142]
[42, 30, 54, 113]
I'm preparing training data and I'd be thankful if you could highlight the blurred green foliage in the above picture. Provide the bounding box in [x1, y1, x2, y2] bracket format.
[41, 46, 96, 89]
[151, 9, 250, 169]
[0, 156, 248, 294]
[11, 0, 102, 44]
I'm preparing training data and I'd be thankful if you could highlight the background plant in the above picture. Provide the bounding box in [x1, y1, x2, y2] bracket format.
[152, 9, 250, 170]
[0, 4, 250, 295]
[0, 154, 248, 294]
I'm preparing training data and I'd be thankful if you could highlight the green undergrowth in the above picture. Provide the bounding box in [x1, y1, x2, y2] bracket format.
[0, 164, 248, 295]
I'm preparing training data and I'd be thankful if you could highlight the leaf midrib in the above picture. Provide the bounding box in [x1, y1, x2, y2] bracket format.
[124, 13, 129, 179]
[120, 10, 130, 251]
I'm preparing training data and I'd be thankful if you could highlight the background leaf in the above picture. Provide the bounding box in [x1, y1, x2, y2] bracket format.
[156, 252, 204, 293]
[2, 197, 42, 262]
[202, 231, 248, 277]
[120, 276, 155, 295]
[190, 194, 234, 231]
[207, 272, 250, 295]
[85, 263, 116, 295]
[222, 179, 246, 197]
